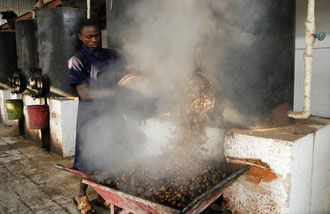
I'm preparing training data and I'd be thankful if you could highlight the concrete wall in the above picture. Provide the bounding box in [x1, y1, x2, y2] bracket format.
[289, 134, 314, 214]
[224, 134, 293, 213]
[294, 0, 330, 116]
[289, 122, 330, 214]
[310, 125, 330, 213]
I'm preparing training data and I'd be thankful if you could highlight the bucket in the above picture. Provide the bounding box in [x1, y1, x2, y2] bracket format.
[5, 99, 23, 120]
[27, 105, 49, 129]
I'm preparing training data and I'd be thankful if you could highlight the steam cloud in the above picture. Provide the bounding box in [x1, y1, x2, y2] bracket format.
[79, 0, 241, 178]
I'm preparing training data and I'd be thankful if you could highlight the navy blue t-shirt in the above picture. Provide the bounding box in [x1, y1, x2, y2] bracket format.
[69, 46, 127, 172]
[68, 45, 125, 89]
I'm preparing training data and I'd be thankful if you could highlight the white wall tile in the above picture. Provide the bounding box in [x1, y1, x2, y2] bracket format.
[294, 48, 330, 117]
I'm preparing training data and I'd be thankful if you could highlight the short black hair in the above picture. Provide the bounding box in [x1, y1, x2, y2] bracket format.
[78, 18, 100, 34]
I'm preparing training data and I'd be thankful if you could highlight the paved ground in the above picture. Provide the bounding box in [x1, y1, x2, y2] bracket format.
[0, 125, 107, 214]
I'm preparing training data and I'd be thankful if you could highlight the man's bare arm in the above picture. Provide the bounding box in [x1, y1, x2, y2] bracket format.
[76, 84, 115, 100]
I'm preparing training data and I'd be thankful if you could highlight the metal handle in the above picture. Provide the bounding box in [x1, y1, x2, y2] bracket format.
[56, 164, 66, 170]
[55, 164, 91, 179]
[316, 30, 326, 41]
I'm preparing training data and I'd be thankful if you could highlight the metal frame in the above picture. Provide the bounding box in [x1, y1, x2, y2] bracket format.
[82, 166, 248, 214]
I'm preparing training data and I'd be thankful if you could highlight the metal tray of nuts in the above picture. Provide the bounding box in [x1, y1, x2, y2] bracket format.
[84, 162, 248, 214]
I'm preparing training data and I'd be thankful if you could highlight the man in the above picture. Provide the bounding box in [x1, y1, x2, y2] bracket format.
[69, 19, 126, 214]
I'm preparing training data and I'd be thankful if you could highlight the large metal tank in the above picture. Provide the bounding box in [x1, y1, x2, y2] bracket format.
[10, 19, 38, 93]
[16, 19, 38, 79]
[207, 1, 295, 127]
[0, 31, 17, 87]
[36, 8, 86, 97]
[106, 0, 295, 127]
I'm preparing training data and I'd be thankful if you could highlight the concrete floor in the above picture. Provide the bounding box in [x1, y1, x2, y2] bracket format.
[0, 125, 108, 214]
[0, 124, 231, 214]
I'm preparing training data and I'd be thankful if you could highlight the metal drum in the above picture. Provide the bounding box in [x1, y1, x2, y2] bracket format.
[37, 8, 86, 97]
[0, 31, 17, 86]
[205, 0, 295, 127]
[11, 19, 38, 93]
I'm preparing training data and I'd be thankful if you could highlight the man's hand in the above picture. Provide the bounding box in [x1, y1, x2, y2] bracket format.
[76, 84, 115, 100]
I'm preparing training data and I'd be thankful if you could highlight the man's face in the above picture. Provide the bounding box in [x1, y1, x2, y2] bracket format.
[78, 25, 101, 50]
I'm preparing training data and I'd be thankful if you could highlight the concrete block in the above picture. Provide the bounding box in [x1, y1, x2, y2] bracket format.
[223, 117, 330, 214]
[49, 97, 78, 157]
[22, 94, 48, 148]
[0, 90, 24, 136]
[310, 125, 330, 213]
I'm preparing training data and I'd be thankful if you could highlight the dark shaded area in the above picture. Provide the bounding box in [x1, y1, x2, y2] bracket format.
[12, 19, 38, 93]
[15, 19, 38, 77]
[0, 31, 17, 86]
[205, 0, 295, 125]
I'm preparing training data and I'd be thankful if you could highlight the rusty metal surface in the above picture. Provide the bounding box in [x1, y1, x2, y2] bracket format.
[182, 166, 248, 214]
[83, 179, 179, 214]
[56, 164, 90, 179]
[82, 164, 249, 214]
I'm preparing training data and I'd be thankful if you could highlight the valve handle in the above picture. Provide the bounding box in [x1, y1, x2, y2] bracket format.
[316, 30, 326, 41]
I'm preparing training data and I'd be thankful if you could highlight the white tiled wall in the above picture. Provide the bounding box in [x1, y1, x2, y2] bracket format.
[295, 49, 330, 116]
[294, 0, 330, 117]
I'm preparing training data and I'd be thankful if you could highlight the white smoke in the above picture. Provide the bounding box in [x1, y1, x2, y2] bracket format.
[80, 0, 247, 173]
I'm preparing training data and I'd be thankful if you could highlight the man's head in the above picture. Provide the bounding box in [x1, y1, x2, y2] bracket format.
[78, 19, 100, 50]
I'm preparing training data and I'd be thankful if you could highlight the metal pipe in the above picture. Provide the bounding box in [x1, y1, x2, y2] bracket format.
[288, 0, 315, 119]
[0, 6, 35, 19]
[110, 0, 113, 10]
[56, 164, 91, 179]
[227, 158, 267, 170]
[49, 86, 74, 97]
[87, 0, 91, 19]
